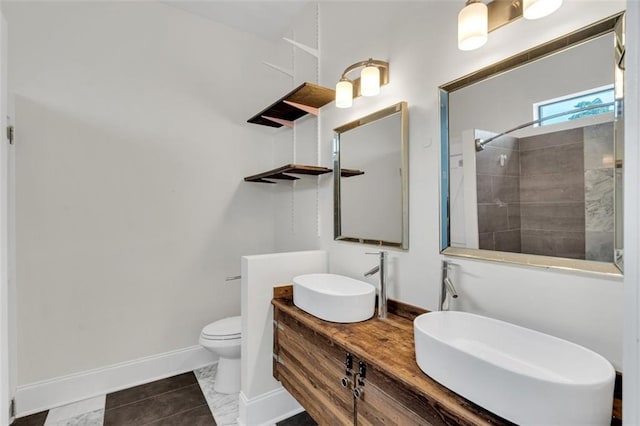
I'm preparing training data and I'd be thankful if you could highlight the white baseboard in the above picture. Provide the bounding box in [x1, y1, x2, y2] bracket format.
[238, 386, 303, 426]
[15, 345, 216, 417]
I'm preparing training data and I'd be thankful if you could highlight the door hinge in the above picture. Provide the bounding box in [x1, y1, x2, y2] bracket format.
[9, 398, 16, 418]
[6, 126, 14, 145]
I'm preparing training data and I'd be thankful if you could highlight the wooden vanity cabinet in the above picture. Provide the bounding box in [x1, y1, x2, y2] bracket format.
[355, 362, 448, 425]
[273, 306, 354, 424]
[273, 306, 451, 426]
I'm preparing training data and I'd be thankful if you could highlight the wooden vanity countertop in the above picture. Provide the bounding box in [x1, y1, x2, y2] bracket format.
[272, 291, 512, 426]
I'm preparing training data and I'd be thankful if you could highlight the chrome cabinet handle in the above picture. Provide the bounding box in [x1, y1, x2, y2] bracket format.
[353, 387, 364, 399]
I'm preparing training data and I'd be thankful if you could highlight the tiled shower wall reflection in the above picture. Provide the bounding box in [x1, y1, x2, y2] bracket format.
[475, 122, 614, 262]
[476, 135, 521, 252]
[519, 128, 586, 259]
[584, 122, 615, 262]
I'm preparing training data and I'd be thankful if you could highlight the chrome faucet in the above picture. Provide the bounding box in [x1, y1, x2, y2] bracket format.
[364, 251, 387, 319]
[439, 260, 459, 311]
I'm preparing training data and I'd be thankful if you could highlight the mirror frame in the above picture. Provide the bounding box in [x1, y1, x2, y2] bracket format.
[439, 13, 625, 276]
[334, 101, 409, 249]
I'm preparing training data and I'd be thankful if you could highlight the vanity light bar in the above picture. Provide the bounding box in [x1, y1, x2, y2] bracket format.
[335, 59, 389, 109]
[458, 0, 563, 51]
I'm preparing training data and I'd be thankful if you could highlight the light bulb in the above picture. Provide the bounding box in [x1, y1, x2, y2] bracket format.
[335, 80, 353, 108]
[360, 65, 380, 97]
[458, 1, 488, 51]
[523, 0, 562, 20]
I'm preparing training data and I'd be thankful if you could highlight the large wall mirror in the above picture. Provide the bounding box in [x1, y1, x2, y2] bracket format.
[440, 13, 625, 275]
[334, 102, 409, 249]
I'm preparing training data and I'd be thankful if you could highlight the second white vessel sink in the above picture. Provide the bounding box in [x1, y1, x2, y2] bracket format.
[414, 311, 615, 426]
[293, 273, 375, 323]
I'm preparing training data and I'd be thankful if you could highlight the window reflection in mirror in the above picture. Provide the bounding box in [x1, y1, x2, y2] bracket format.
[334, 102, 409, 249]
[440, 14, 624, 274]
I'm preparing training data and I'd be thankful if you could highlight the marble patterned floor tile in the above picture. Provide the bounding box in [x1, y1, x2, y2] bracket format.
[44, 409, 104, 426]
[44, 395, 105, 425]
[195, 363, 239, 426]
[194, 364, 217, 382]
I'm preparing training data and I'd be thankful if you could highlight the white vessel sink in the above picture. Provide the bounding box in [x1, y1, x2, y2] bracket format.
[293, 273, 375, 323]
[414, 311, 615, 426]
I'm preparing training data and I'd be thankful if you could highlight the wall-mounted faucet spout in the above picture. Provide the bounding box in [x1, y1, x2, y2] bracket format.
[364, 251, 387, 319]
[364, 265, 379, 277]
[443, 277, 458, 299]
[440, 261, 459, 311]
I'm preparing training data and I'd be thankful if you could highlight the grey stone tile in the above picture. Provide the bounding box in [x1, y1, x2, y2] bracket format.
[476, 174, 493, 204]
[12, 412, 48, 426]
[520, 172, 585, 203]
[494, 230, 522, 253]
[103, 384, 207, 426]
[479, 232, 495, 250]
[477, 204, 509, 233]
[521, 230, 585, 259]
[476, 146, 520, 177]
[519, 127, 583, 151]
[520, 142, 584, 176]
[507, 203, 521, 230]
[106, 372, 197, 410]
[584, 122, 614, 170]
[520, 202, 585, 232]
[492, 176, 520, 203]
[147, 405, 215, 426]
[586, 231, 615, 262]
[277, 411, 317, 426]
[585, 168, 614, 232]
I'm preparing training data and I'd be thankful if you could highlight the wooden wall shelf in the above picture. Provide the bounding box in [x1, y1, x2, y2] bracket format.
[340, 168, 365, 177]
[247, 82, 335, 128]
[244, 164, 332, 184]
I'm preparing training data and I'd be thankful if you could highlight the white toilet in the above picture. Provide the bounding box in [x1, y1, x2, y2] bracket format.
[199, 315, 241, 394]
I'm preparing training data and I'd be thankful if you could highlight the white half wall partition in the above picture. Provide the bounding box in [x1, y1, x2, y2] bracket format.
[239, 250, 328, 426]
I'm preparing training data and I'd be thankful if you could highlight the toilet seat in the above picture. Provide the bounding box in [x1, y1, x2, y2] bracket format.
[201, 316, 241, 340]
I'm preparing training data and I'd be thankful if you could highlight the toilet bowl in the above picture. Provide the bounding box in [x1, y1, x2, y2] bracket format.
[199, 315, 241, 394]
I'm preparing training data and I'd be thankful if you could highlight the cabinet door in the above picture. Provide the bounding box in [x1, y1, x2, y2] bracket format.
[274, 308, 355, 424]
[355, 360, 451, 426]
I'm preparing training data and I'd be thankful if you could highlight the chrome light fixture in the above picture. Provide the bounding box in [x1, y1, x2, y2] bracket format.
[335, 58, 389, 109]
[458, 0, 563, 51]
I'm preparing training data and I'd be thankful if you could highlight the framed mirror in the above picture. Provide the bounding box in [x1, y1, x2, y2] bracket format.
[440, 13, 625, 275]
[334, 102, 409, 249]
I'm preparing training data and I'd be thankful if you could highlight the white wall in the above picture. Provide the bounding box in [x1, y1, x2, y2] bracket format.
[273, 1, 627, 370]
[5, 1, 284, 386]
[240, 250, 327, 426]
[623, 1, 640, 423]
[0, 5, 13, 424]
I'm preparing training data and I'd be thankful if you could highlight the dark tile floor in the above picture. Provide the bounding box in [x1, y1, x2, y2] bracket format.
[10, 411, 48, 426]
[276, 411, 317, 426]
[12, 372, 215, 426]
[103, 372, 214, 425]
[11, 371, 314, 426]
